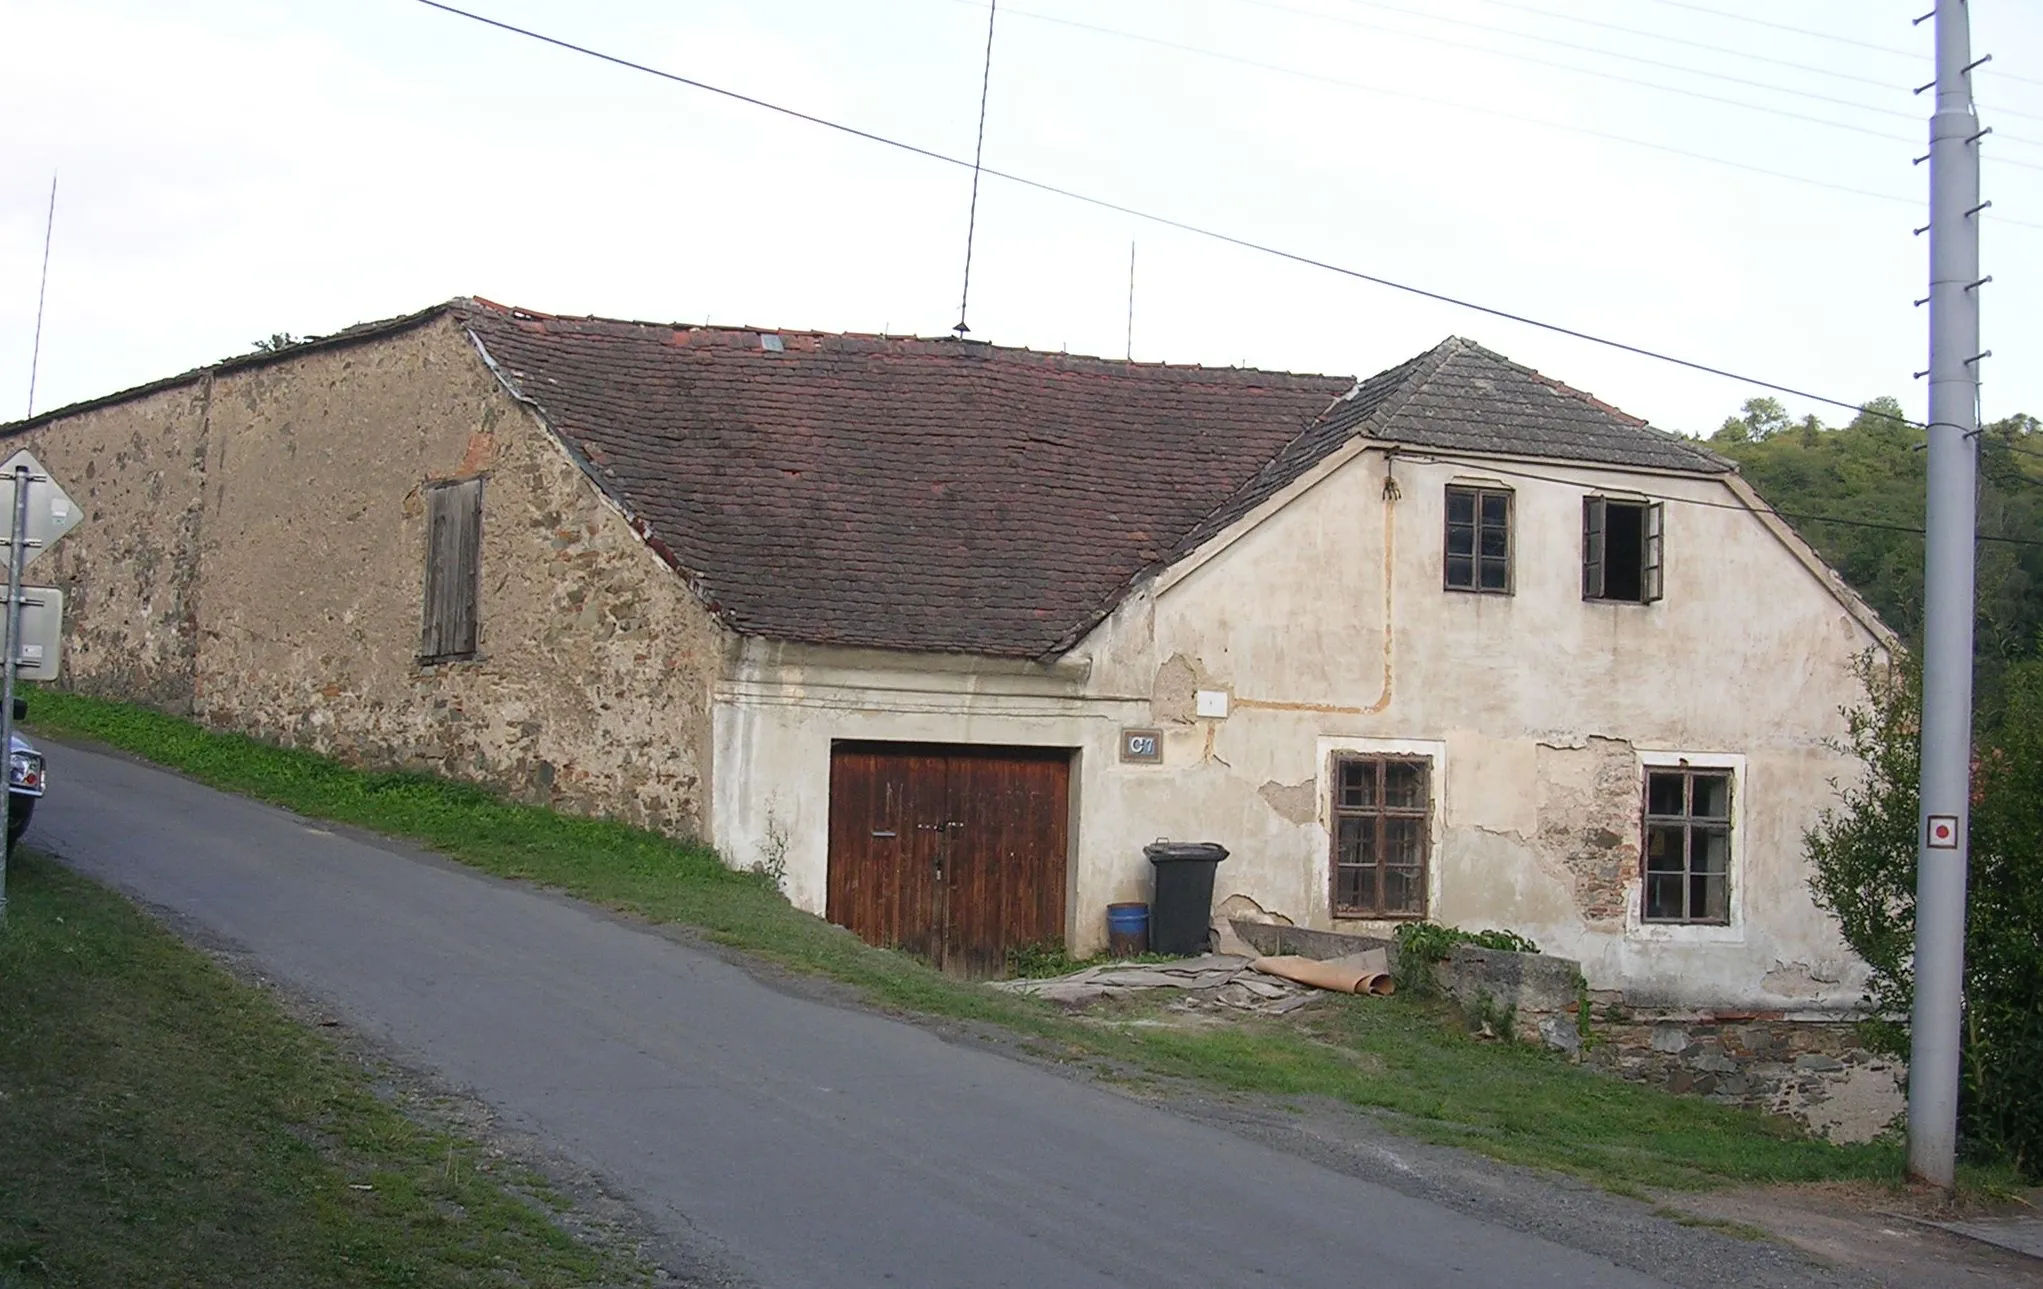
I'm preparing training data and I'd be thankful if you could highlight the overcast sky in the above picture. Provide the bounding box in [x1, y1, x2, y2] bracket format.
[4, 0, 2041, 437]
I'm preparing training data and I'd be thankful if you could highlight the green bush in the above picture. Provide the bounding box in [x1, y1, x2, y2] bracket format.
[1807, 655, 2043, 1180]
[1394, 921, 1539, 965]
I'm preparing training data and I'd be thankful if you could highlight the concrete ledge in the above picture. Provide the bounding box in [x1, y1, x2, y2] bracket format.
[1228, 920, 1397, 965]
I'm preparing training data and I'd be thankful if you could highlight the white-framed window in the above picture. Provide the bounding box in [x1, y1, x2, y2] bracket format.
[1315, 737, 1447, 924]
[1628, 751, 1745, 942]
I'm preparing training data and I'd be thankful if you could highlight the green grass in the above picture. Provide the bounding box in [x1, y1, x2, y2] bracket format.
[18, 688, 1964, 1195]
[0, 849, 641, 1289]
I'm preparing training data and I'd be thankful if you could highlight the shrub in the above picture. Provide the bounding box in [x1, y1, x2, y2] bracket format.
[1807, 654, 2043, 1180]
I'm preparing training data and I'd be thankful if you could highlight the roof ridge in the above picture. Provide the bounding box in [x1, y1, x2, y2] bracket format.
[1446, 341, 1730, 470]
[462, 304, 1350, 384]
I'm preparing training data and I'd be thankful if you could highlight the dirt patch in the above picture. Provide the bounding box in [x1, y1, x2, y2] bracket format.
[1659, 1183, 2042, 1289]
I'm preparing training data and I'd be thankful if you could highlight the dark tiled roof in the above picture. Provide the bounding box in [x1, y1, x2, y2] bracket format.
[462, 305, 1351, 657]
[462, 308, 1729, 657]
[1364, 338, 1733, 474]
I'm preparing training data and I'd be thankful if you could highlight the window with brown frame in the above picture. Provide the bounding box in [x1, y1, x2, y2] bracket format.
[1583, 496, 1663, 603]
[1331, 755, 1430, 918]
[1642, 767, 1733, 924]
[1444, 485, 1512, 593]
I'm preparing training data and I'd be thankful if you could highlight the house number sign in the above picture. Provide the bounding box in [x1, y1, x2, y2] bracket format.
[1120, 729, 1163, 764]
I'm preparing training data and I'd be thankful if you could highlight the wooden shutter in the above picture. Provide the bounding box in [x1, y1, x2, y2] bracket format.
[421, 478, 483, 660]
[1642, 502, 1665, 603]
[1581, 496, 1606, 600]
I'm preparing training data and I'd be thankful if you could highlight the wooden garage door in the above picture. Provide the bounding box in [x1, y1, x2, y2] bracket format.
[827, 742, 1070, 977]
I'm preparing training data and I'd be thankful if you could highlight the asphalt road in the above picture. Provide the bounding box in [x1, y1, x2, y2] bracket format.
[32, 741, 1690, 1289]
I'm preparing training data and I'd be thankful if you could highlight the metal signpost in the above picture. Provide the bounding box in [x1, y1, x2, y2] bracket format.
[0, 449, 79, 924]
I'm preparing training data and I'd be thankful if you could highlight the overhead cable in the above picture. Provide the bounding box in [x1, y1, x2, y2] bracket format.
[409, 0, 1990, 423]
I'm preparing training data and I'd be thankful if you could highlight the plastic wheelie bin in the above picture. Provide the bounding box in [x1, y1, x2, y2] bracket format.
[1144, 841, 1230, 956]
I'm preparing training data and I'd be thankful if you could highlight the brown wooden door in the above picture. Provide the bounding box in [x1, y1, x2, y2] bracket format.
[827, 743, 1070, 976]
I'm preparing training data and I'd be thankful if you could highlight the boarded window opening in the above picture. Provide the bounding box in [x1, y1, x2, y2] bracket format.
[421, 477, 483, 661]
[1330, 755, 1430, 918]
[1583, 497, 1663, 604]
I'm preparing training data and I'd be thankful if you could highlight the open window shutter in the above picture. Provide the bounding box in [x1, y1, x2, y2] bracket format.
[421, 478, 483, 659]
[1642, 501, 1665, 603]
[1581, 496, 1606, 600]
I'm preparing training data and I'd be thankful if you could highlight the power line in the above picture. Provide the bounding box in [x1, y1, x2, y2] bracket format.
[1313, 0, 2043, 136]
[1219, 0, 1925, 145]
[1375, 0, 1906, 93]
[981, 2, 2043, 183]
[1355, 0, 2043, 129]
[938, 1, 1937, 213]
[1638, 0, 2043, 92]
[407, 0, 1977, 422]
[1283, 0, 1924, 124]
[1635, 0, 1915, 61]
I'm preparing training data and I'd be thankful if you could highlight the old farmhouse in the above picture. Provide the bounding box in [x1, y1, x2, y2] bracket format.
[6, 299, 1891, 1007]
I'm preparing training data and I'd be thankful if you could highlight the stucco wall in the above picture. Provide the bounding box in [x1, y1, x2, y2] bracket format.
[14, 317, 721, 837]
[716, 444, 1884, 1009]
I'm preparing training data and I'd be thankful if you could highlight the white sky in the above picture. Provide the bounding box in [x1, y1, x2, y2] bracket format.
[3, 0, 2041, 437]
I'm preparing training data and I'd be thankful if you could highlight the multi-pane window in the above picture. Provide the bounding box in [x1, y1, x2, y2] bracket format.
[420, 477, 483, 662]
[1445, 486, 1512, 593]
[1331, 756, 1429, 918]
[1642, 768, 1732, 924]
[1583, 496, 1664, 603]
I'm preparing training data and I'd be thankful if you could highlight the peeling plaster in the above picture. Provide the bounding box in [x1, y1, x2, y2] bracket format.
[1150, 652, 1201, 723]
[1257, 777, 1318, 825]
[1534, 736, 1641, 925]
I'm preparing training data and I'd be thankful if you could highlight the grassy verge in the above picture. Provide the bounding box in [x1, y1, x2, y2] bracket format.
[0, 849, 641, 1289]
[22, 689, 1988, 1195]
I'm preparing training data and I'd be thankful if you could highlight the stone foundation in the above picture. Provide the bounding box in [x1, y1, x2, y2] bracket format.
[1586, 1011, 1904, 1144]
[1227, 919, 1903, 1144]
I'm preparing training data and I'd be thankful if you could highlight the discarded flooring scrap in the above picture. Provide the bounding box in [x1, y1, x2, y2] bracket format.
[992, 949, 1393, 1015]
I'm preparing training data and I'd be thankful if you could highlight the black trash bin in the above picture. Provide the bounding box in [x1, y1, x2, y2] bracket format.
[1145, 841, 1230, 956]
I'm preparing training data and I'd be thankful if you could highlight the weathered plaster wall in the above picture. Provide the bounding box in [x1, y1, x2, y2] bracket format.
[716, 443, 1884, 1009]
[15, 318, 721, 836]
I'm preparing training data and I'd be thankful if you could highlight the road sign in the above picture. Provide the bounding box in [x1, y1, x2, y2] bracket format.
[0, 449, 80, 570]
[10, 587, 61, 683]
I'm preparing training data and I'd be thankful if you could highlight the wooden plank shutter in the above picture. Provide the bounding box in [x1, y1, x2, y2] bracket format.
[421, 477, 483, 660]
[1642, 502, 1665, 603]
[1581, 496, 1606, 600]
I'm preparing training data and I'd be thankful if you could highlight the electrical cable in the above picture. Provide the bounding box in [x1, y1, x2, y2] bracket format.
[409, 0, 2006, 428]
[1639, 0, 2043, 92]
[1344, 0, 1905, 93]
[941, 0, 2043, 205]
[1257, 0, 1921, 125]
[1303, 0, 2043, 137]
[1153, 0, 1927, 147]
[928, 0, 1933, 210]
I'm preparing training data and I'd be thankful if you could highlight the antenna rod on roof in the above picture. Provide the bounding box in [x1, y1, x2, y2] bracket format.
[952, 1, 998, 338]
[1125, 239, 1135, 361]
[25, 172, 57, 419]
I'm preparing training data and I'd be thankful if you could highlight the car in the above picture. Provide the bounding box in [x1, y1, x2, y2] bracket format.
[8, 727, 43, 850]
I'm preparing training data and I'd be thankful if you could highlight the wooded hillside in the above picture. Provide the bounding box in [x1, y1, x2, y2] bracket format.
[1709, 397, 2043, 720]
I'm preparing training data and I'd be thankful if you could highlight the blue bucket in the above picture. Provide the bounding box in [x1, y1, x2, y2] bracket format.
[1106, 902, 1150, 957]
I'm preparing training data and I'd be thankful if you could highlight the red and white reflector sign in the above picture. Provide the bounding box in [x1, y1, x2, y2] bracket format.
[1926, 815, 1960, 849]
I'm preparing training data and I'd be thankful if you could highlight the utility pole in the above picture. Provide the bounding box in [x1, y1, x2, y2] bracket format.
[1909, 0, 1985, 1192]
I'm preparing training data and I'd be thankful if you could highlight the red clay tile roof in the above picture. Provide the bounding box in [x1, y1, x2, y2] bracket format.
[461, 303, 1352, 657]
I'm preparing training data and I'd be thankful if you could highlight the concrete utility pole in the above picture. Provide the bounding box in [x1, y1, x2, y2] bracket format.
[1909, 0, 1985, 1191]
